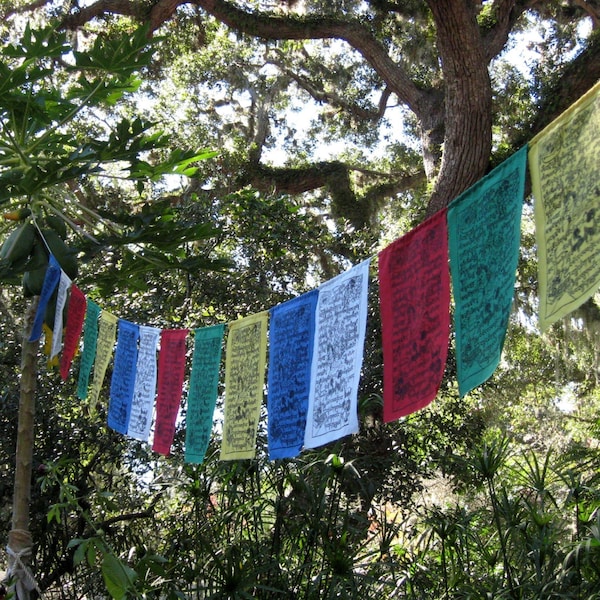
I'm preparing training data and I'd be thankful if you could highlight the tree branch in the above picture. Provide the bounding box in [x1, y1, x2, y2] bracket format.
[270, 52, 391, 123]
[60, 0, 147, 28]
[149, 0, 182, 30]
[247, 75, 291, 163]
[244, 160, 425, 227]
[60, 0, 428, 113]
[481, 0, 536, 61]
[2, 0, 53, 19]
[98, 506, 157, 530]
[194, 0, 426, 111]
[529, 32, 600, 134]
[572, 0, 600, 29]
[38, 495, 160, 592]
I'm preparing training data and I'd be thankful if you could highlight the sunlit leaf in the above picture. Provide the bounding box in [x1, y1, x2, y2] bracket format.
[101, 553, 137, 600]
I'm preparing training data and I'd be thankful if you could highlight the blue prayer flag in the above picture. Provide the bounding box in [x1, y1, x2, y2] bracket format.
[29, 254, 61, 342]
[267, 290, 318, 460]
[108, 319, 140, 434]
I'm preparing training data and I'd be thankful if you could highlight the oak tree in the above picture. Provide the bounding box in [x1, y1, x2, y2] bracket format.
[5, 0, 598, 225]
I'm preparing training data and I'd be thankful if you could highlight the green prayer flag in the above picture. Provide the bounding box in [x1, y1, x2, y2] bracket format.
[77, 299, 100, 400]
[448, 146, 527, 396]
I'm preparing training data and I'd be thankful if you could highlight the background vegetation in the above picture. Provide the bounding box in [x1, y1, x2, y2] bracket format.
[1, 1, 599, 598]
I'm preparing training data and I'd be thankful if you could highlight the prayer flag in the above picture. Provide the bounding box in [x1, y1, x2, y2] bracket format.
[267, 291, 318, 460]
[220, 312, 268, 461]
[108, 319, 140, 435]
[128, 325, 161, 442]
[77, 299, 100, 400]
[50, 270, 71, 358]
[185, 324, 225, 464]
[448, 147, 527, 396]
[528, 80, 600, 330]
[29, 254, 61, 342]
[88, 310, 118, 407]
[378, 210, 450, 422]
[153, 329, 189, 456]
[42, 323, 60, 369]
[305, 259, 370, 449]
[60, 284, 86, 381]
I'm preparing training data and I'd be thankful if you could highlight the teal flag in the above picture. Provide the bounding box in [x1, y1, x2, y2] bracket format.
[448, 146, 527, 396]
[185, 324, 225, 464]
[77, 299, 100, 400]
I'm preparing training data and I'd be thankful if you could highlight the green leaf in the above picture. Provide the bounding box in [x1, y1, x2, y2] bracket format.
[135, 553, 168, 577]
[101, 553, 138, 600]
[68, 538, 89, 566]
[87, 538, 101, 568]
[3, 24, 70, 61]
[71, 25, 157, 78]
[129, 148, 218, 181]
[68, 74, 142, 106]
[47, 503, 62, 524]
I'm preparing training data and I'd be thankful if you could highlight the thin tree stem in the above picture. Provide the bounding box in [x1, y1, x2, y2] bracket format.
[8, 298, 40, 600]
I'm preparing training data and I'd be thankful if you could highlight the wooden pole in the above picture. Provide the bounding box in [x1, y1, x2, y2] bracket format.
[7, 298, 40, 600]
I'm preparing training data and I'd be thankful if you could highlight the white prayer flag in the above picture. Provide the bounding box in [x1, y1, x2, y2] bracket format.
[50, 270, 71, 358]
[304, 259, 370, 449]
[127, 325, 161, 441]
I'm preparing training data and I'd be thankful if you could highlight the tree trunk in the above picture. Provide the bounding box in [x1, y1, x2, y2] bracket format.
[8, 298, 40, 600]
[426, 0, 493, 214]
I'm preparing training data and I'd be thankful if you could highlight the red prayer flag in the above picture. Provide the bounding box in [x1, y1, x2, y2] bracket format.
[153, 329, 189, 456]
[60, 284, 87, 381]
[378, 209, 450, 422]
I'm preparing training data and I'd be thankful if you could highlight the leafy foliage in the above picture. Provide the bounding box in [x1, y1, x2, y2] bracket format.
[0, 4, 600, 600]
[0, 22, 224, 296]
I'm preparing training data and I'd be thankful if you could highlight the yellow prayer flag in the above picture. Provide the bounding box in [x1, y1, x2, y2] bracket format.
[220, 312, 268, 461]
[42, 323, 60, 369]
[88, 310, 118, 407]
[528, 81, 600, 331]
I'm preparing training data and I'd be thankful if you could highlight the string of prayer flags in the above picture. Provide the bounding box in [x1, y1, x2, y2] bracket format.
[29, 254, 61, 342]
[528, 80, 600, 331]
[185, 324, 225, 464]
[128, 325, 161, 442]
[220, 312, 268, 461]
[448, 146, 528, 397]
[60, 284, 86, 381]
[50, 270, 71, 359]
[77, 299, 100, 400]
[267, 290, 318, 460]
[378, 210, 450, 422]
[17, 84, 600, 463]
[88, 310, 118, 407]
[108, 319, 140, 435]
[304, 259, 370, 449]
[153, 328, 189, 456]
